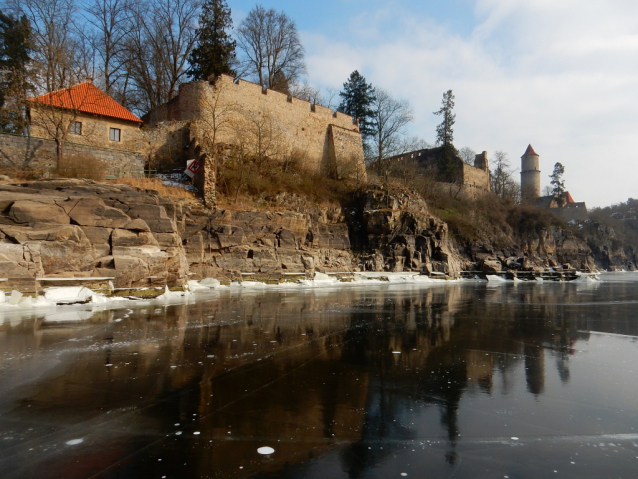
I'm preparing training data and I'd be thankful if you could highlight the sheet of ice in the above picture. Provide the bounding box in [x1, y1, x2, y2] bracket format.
[44, 286, 94, 304]
[240, 281, 267, 289]
[9, 290, 22, 305]
[155, 285, 190, 300]
[487, 275, 507, 283]
[199, 278, 221, 288]
[188, 280, 211, 292]
[574, 274, 600, 283]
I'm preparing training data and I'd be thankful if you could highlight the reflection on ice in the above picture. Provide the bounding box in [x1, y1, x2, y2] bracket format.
[0, 273, 635, 479]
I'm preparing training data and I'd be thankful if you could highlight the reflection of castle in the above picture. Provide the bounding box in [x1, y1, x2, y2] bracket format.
[520, 144, 588, 220]
[0, 283, 606, 478]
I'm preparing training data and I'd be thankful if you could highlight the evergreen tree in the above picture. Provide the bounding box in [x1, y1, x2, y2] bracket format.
[433, 90, 455, 147]
[188, 0, 236, 81]
[550, 162, 566, 195]
[0, 12, 32, 134]
[338, 70, 376, 138]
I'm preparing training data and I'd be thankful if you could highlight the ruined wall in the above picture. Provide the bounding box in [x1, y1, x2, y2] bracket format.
[461, 163, 490, 193]
[0, 133, 144, 172]
[145, 74, 366, 179]
[29, 108, 145, 154]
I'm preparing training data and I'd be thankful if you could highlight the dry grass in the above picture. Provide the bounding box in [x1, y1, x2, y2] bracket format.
[55, 155, 107, 180]
[109, 176, 199, 200]
[0, 166, 49, 181]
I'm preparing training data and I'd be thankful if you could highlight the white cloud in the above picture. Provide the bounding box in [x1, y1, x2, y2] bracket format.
[302, 0, 638, 206]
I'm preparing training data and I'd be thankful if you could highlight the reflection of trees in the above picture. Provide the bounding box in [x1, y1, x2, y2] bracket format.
[3, 280, 630, 478]
[338, 283, 599, 474]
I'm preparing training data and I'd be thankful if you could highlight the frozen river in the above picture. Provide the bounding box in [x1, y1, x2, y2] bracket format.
[1, 274, 638, 478]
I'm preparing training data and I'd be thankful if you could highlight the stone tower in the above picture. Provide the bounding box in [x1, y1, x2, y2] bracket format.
[520, 144, 541, 202]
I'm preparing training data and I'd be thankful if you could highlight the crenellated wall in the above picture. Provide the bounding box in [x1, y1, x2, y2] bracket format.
[144, 74, 366, 182]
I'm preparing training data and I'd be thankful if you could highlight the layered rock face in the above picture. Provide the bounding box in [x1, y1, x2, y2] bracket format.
[0, 180, 187, 287]
[0, 181, 464, 285]
[0, 179, 605, 288]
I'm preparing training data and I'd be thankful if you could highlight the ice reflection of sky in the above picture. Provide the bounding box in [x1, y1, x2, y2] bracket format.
[0, 273, 638, 478]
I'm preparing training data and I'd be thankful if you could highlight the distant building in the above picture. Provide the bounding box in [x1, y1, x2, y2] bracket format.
[520, 144, 541, 202]
[383, 146, 491, 196]
[536, 191, 588, 221]
[519, 144, 587, 220]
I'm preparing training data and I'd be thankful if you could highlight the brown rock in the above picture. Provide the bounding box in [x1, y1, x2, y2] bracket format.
[9, 200, 70, 225]
[59, 197, 131, 228]
[127, 205, 177, 233]
[80, 226, 112, 257]
[111, 229, 159, 247]
[123, 218, 151, 232]
[481, 259, 503, 273]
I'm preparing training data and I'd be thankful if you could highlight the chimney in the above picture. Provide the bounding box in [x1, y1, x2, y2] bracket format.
[85, 76, 93, 83]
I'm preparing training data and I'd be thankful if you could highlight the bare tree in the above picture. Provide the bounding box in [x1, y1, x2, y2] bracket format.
[459, 146, 476, 165]
[289, 81, 321, 104]
[82, 0, 131, 99]
[122, 0, 200, 115]
[5, 0, 85, 92]
[219, 108, 284, 203]
[236, 5, 306, 93]
[490, 150, 519, 201]
[370, 88, 413, 170]
[321, 86, 339, 110]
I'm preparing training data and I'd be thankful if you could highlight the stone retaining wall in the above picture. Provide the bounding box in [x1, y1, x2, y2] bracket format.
[0, 133, 145, 172]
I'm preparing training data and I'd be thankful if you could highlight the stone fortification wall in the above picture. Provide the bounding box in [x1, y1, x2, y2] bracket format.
[387, 147, 490, 195]
[145, 74, 366, 178]
[461, 163, 490, 193]
[0, 133, 144, 173]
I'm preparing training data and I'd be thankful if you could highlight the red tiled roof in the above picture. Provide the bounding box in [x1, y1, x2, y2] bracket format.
[29, 81, 142, 124]
[523, 144, 538, 156]
[564, 191, 575, 203]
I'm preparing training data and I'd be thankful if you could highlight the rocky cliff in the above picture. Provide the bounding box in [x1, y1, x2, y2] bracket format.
[0, 179, 605, 291]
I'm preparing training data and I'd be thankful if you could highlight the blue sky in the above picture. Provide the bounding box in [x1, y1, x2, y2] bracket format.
[228, 0, 638, 207]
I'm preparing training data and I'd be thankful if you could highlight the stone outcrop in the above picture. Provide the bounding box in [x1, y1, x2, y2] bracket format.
[0, 179, 613, 290]
[0, 179, 186, 288]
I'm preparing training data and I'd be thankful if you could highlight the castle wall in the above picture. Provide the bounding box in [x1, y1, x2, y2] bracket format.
[0, 132, 144, 173]
[145, 74, 365, 179]
[461, 163, 490, 192]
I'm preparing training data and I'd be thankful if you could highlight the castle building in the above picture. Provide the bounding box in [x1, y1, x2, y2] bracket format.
[521, 144, 588, 220]
[382, 147, 491, 197]
[143, 74, 366, 181]
[28, 79, 145, 153]
[520, 144, 541, 201]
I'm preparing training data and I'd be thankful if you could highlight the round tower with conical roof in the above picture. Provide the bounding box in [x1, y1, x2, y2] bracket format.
[520, 144, 541, 202]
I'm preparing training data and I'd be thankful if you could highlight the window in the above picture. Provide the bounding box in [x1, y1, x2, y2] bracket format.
[69, 121, 82, 135]
[109, 127, 121, 142]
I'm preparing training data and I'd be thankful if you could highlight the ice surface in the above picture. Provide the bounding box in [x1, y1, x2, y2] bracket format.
[44, 286, 94, 304]
[487, 275, 507, 283]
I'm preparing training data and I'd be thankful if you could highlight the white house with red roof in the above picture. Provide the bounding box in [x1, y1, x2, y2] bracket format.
[28, 78, 145, 154]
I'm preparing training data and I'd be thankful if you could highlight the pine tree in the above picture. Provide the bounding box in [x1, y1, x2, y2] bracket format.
[433, 90, 455, 147]
[550, 162, 566, 195]
[188, 0, 236, 81]
[0, 12, 32, 134]
[338, 70, 376, 138]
